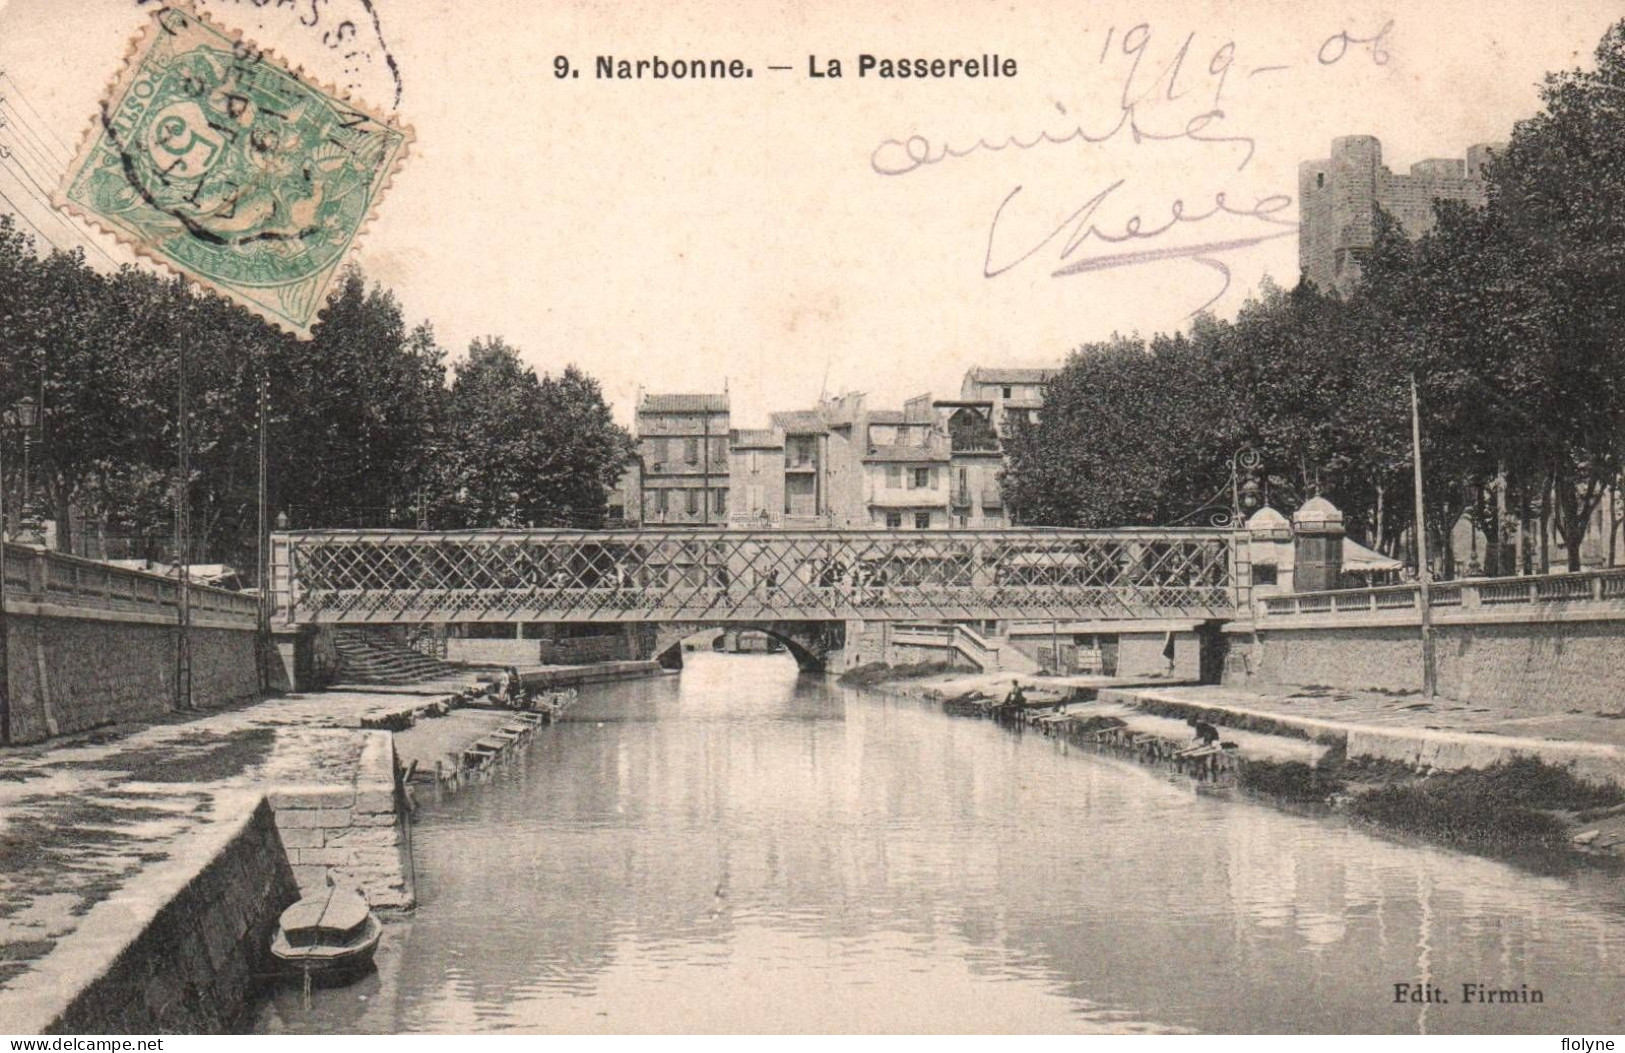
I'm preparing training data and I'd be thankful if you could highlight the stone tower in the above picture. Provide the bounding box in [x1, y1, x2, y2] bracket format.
[1298, 135, 1505, 296]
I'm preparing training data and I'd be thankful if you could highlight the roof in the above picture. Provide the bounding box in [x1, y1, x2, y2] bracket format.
[864, 444, 950, 464]
[1246, 507, 1290, 529]
[771, 410, 827, 434]
[639, 393, 729, 413]
[1246, 506, 1291, 540]
[133, 562, 243, 586]
[730, 428, 783, 449]
[967, 366, 1060, 385]
[865, 410, 905, 425]
[1293, 495, 1345, 528]
[1343, 539, 1402, 572]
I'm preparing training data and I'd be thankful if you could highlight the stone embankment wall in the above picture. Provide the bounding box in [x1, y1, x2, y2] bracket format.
[10, 796, 299, 1035]
[1230, 618, 1625, 713]
[887, 641, 978, 670]
[267, 732, 413, 909]
[535, 634, 629, 664]
[1117, 631, 1201, 679]
[444, 638, 537, 666]
[4, 615, 276, 745]
[1004, 629, 1202, 679]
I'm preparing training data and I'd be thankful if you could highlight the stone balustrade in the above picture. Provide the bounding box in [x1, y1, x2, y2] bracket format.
[1257, 566, 1625, 625]
[2, 541, 258, 628]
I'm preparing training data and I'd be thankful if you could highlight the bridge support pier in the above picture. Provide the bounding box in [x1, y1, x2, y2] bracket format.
[647, 622, 844, 674]
[273, 626, 345, 692]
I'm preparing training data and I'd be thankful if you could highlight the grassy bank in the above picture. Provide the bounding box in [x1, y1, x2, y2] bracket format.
[1348, 756, 1624, 847]
[1237, 750, 1625, 849]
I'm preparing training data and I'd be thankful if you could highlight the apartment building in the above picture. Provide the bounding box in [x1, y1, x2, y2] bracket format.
[856, 396, 951, 529]
[959, 365, 1058, 435]
[727, 428, 786, 527]
[768, 408, 829, 525]
[933, 399, 1007, 527]
[633, 392, 730, 526]
[713, 369, 1057, 532]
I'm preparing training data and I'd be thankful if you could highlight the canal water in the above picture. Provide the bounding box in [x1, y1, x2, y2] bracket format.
[255, 653, 1625, 1034]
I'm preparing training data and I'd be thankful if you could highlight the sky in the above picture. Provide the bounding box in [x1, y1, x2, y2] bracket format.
[0, 0, 1619, 426]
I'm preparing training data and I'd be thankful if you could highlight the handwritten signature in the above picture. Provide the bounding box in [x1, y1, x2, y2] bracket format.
[983, 180, 1297, 315]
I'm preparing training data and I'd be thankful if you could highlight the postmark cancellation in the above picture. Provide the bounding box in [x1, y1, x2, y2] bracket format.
[52, 4, 413, 338]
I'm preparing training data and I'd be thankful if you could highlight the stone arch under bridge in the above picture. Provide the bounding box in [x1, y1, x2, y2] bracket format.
[650, 621, 844, 673]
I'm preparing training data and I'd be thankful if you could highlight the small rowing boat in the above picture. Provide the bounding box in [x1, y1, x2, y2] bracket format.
[270, 886, 383, 985]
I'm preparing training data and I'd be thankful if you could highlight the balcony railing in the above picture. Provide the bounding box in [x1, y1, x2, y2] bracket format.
[1258, 566, 1625, 622]
[2, 542, 259, 626]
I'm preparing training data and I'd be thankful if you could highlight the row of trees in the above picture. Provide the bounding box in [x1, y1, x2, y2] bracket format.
[1002, 20, 1625, 575]
[0, 222, 634, 573]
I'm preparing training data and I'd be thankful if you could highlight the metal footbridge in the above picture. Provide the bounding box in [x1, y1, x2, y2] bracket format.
[270, 527, 1242, 626]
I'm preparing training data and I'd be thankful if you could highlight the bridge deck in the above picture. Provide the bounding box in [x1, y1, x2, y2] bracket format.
[271, 527, 1242, 626]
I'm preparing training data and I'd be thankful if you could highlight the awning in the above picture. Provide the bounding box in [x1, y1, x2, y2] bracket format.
[1342, 539, 1402, 572]
[1006, 552, 1102, 568]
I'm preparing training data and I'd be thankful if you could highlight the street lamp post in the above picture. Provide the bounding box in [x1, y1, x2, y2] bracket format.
[1170, 446, 1264, 529]
[0, 415, 8, 745]
[1410, 374, 1438, 698]
[174, 332, 192, 712]
[6, 397, 42, 546]
[256, 373, 271, 694]
[0, 395, 42, 745]
[1231, 447, 1264, 524]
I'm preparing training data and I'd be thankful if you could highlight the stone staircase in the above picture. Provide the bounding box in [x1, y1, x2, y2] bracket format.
[333, 629, 465, 685]
[985, 631, 1040, 674]
[890, 623, 1039, 674]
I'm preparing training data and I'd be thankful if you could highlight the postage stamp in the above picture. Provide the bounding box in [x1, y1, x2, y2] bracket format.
[52, 3, 413, 338]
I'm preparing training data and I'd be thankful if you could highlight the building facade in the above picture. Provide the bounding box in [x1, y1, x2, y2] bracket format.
[632, 393, 730, 526]
[859, 398, 951, 529]
[727, 428, 786, 527]
[716, 368, 1059, 532]
[1298, 134, 1504, 296]
[935, 400, 1007, 527]
[939, 366, 1060, 527]
[769, 408, 831, 525]
[959, 365, 1057, 435]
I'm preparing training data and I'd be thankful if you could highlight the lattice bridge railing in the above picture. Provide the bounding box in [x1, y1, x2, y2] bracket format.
[270, 528, 1240, 625]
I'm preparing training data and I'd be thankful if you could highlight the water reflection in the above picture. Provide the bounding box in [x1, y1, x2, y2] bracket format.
[256, 653, 1625, 1034]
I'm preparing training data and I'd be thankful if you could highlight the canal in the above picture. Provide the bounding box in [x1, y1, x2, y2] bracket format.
[256, 653, 1625, 1034]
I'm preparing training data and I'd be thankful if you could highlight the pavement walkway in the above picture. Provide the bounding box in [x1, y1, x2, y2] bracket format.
[876, 669, 1625, 786]
[0, 676, 490, 995]
[1138, 682, 1625, 748]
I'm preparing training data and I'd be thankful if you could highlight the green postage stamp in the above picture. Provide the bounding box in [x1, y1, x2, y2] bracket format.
[54, 4, 413, 338]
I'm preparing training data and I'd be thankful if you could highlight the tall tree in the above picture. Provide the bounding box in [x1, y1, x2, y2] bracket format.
[438, 337, 633, 528]
[1488, 19, 1625, 568]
